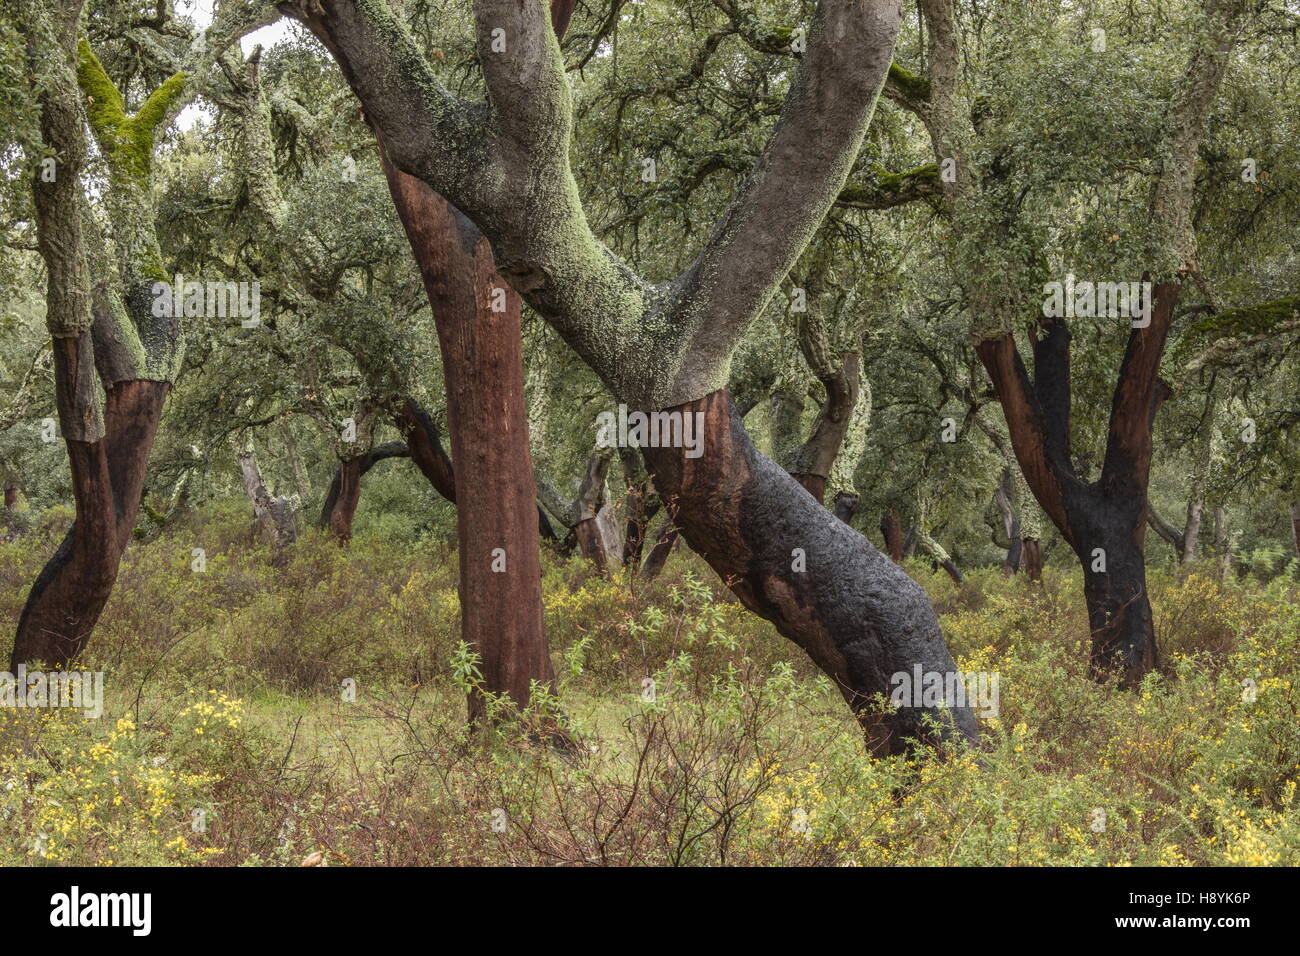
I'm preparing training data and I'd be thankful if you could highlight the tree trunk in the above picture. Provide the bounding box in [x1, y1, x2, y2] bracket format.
[1021, 538, 1042, 582]
[380, 161, 554, 724]
[1146, 501, 1186, 562]
[994, 467, 1023, 575]
[12, 353, 167, 668]
[1291, 502, 1300, 558]
[975, 282, 1179, 685]
[880, 510, 904, 562]
[319, 440, 413, 532]
[1181, 495, 1204, 564]
[642, 390, 977, 755]
[323, 456, 363, 543]
[393, 397, 457, 503]
[236, 440, 298, 562]
[833, 492, 860, 525]
[569, 451, 622, 575]
[4, 486, 17, 510]
[1212, 505, 1232, 580]
[638, 520, 679, 581]
[1074, 505, 1155, 684]
[619, 446, 659, 569]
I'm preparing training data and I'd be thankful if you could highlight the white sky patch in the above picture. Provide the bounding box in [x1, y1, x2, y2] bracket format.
[174, 0, 294, 131]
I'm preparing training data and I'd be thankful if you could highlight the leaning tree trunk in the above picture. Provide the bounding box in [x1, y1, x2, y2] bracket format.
[12, 346, 166, 668]
[381, 162, 554, 724]
[642, 390, 977, 755]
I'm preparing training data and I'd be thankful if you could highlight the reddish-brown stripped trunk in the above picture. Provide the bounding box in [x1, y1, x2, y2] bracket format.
[881, 510, 904, 562]
[11, 337, 167, 668]
[324, 456, 363, 543]
[380, 162, 554, 723]
[1021, 538, 1042, 582]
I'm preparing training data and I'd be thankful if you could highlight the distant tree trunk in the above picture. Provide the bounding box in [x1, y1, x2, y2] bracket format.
[12, 351, 167, 668]
[993, 467, 1023, 575]
[638, 520, 679, 581]
[323, 456, 363, 543]
[880, 510, 904, 562]
[1021, 538, 1042, 582]
[319, 439, 416, 534]
[236, 440, 298, 562]
[1181, 385, 1216, 563]
[1290, 502, 1300, 558]
[1213, 505, 1232, 580]
[4, 486, 17, 510]
[1146, 501, 1186, 562]
[380, 161, 554, 725]
[643, 390, 977, 756]
[570, 451, 623, 575]
[619, 447, 659, 569]
[833, 492, 860, 525]
[1182, 497, 1205, 564]
[901, 523, 919, 560]
[393, 397, 457, 503]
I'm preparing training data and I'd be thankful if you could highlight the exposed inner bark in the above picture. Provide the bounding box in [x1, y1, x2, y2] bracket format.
[325, 456, 363, 543]
[12, 344, 167, 668]
[1021, 538, 1042, 582]
[318, 439, 413, 536]
[880, 510, 904, 562]
[381, 160, 554, 724]
[642, 389, 977, 755]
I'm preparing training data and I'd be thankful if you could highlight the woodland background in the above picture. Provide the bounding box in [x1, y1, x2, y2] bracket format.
[0, 0, 1298, 865]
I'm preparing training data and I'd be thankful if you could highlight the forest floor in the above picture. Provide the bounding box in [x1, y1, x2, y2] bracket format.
[1, 503, 1297, 866]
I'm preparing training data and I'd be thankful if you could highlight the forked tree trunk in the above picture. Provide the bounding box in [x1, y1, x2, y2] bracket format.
[643, 390, 977, 755]
[12, 341, 167, 668]
[976, 282, 1179, 685]
[381, 163, 554, 724]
